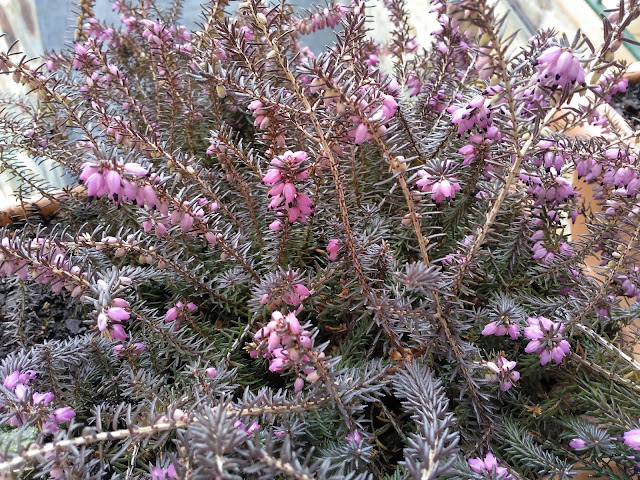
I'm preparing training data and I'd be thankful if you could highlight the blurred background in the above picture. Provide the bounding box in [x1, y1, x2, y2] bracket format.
[0, 0, 639, 207]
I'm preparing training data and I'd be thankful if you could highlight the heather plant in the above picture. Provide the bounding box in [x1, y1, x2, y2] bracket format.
[1, 0, 640, 478]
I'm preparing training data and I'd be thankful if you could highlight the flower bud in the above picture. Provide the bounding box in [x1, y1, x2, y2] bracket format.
[256, 12, 268, 26]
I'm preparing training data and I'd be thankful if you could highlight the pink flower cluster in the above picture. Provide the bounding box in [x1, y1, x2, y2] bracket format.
[141, 19, 191, 52]
[97, 298, 132, 341]
[151, 463, 177, 480]
[165, 301, 198, 330]
[248, 99, 286, 147]
[486, 356, 520, 391]
[263, 150, 313, 224]
[534, 46, 585, 89]
[448, 95, 496, 136]
[250, 310, 324, 392]
[526, 175, 578, 208]
[515, 43, 587, 113]
[458, 134, 493, 168]
[295, 5, 348, 35]
[80, 161, 150, 205]
[0, 237, 88, 298]
[81, 162, 216, 240]
[348, 92, 398, 145]
[468, 452, 514, 479]
[259, 271, 311, 312]
[482, 319, 520, 340]
[530, 230, 573, 264]
[524, 316, 571, 365]
[2, 370, 76, 433]
[416, 166, 461, 204]
[72, 40, 100, 70]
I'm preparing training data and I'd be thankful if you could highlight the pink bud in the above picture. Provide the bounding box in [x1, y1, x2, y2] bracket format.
[110, 324, 128, 341]
[268, 331, 281, 351]
[269, 220, 282, 231]
[286, 313, 301, 335]
[53, 407, 76, 423]
[186, 302, 198, 312]
[292, 284, 310, 298]
[283, 182, 297, 204]
[3, 371, 20, 389]
[112, 298, 130, 308]
[306, 370, 320, 383]
[205, 232, 217, 245]
[353, 123, 368, 145]
[33, 392, 55, 405]
[104, 170, 122, 196]
[165, 307, 178, 322]
[262, 169, 282, 184]
[205, 367, 218, 378]
[107, 307, 131, 322]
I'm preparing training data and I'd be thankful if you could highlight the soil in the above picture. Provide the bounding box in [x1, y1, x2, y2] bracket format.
[0, 280, 87, 359]
[0, 217, 87, 360]
[610, 81, 640, 127]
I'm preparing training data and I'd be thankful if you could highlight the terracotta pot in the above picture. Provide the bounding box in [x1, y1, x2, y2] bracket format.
[0, 185, 85, 227]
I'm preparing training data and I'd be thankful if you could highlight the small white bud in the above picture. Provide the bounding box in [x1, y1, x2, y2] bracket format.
[256, 12, 268, 26]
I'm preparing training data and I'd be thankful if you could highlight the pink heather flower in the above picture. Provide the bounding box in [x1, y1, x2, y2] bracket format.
[52, 407, 76, 423]
[346, 430, 362, 444]
[33, 392, 55, 405]
[327, 239, 341, 261]
[286, 312, 301, 335]
[205, 367, 217, 378]
[97, 312, 109, 331]
[486, 357, 520, 391]
[524, 316, 571, 365]
[123, 162, 148, 176]
[269, 220, 282, 231]
[482, 320, 520, 340]
[14, 384, 29, 400]
[448, 95, 493, 135]
[406, 72, 422, 96]
[624, 428, 640, 450]
[416, 170, 461, 204]
[263, 151, 313, 224]
[110, 324, 128, 341]
[468, 453, 514, 479]
[234, 419, 260, 439]
[186, 302, 198, 312]
[3, 371, 21, 389]
[151, 463, 177, 480]
[535, 46, 585, 89]
[164, 301, 198, 330]
[107, 306, 131, 322]
[165, 307, 178, 322]
[569, 438, 587, 449]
